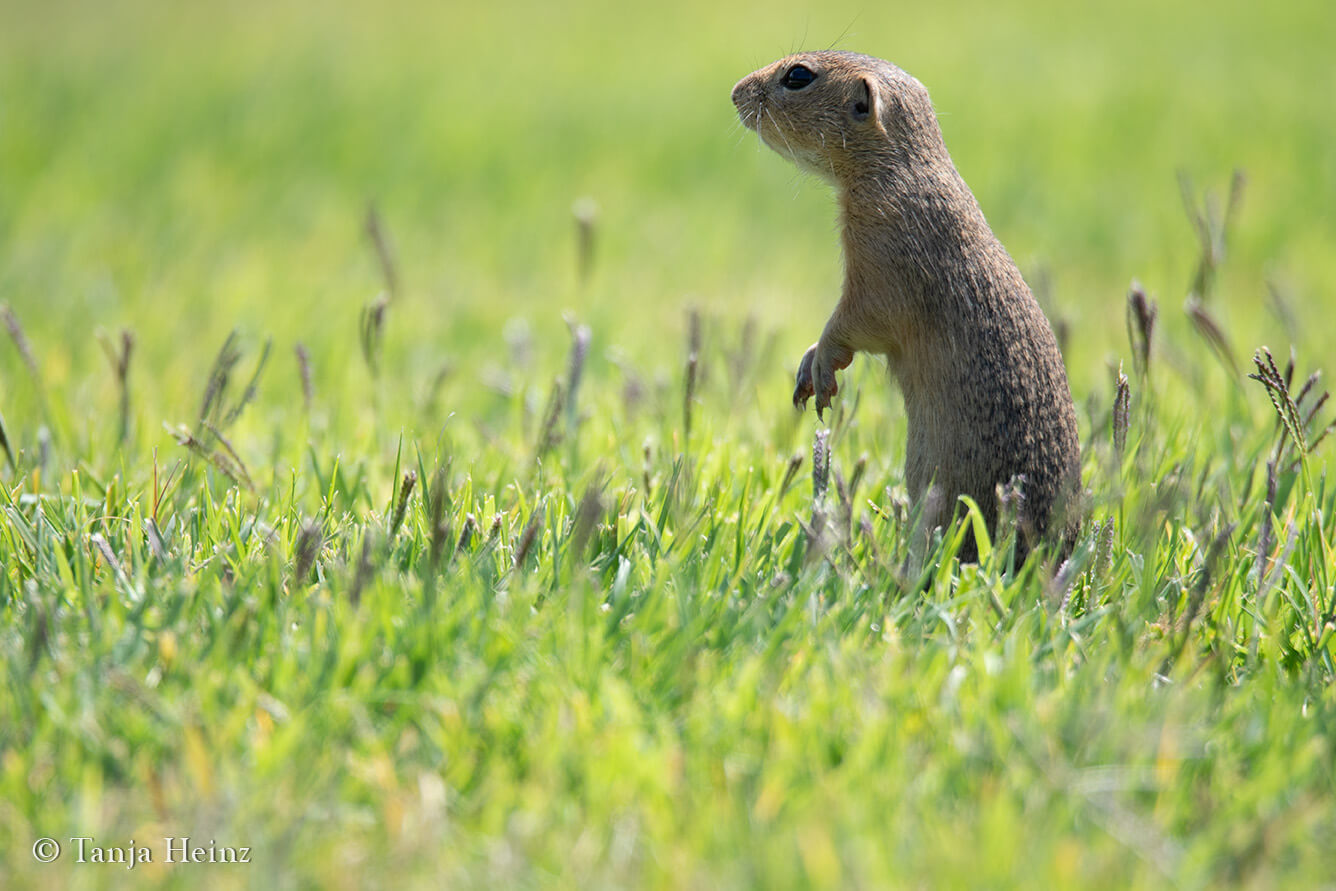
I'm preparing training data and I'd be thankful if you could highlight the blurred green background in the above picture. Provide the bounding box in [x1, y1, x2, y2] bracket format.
[2, 0, 1332, 431]
[3, 2, 1335, 887]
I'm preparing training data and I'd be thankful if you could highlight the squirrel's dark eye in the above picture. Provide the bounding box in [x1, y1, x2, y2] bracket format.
[781, 64, 817, 90]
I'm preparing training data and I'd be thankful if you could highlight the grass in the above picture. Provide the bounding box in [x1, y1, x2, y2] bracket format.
[2, 0, 1335, 886]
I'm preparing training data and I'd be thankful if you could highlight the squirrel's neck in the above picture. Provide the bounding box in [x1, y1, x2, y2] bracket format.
[839, 160, 995, 277]
[839, 151, 986, 235]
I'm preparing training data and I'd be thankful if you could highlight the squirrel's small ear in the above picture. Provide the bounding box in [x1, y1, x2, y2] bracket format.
[853, 77, 881, 128]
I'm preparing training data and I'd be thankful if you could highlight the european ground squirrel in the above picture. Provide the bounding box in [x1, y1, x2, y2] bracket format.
[732, 51, 1081, 563]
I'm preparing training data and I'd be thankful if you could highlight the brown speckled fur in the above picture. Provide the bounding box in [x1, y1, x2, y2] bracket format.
[732, 52, 1081, 563]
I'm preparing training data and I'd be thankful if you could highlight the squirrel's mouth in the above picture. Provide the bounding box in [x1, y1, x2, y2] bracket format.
[738, 105, 761, 132]
[731, 78, 761, 131]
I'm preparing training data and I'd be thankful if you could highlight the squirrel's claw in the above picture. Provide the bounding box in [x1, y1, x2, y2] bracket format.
[793, 378, 813, 410]
[794, 344, 817, 410]
[795, 341, 838, 419]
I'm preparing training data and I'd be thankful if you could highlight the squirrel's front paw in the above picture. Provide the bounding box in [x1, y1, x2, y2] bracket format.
[793, 343, 817, 409]
[793, 342, 840, 419]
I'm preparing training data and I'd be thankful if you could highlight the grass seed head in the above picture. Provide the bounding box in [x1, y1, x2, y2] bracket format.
[572, 197, 598, 286]
[1180, 168, 1246, 304]
[1125, 281, 1158, 378]
[295, 342, 314, 414]
[565, 317, 591, 433]
[1, 303, 40, 380]
[683, 308, 702, 439]
[1248, 346, 1333, 465]
[0, 408, 14, 471]
[1092, 517, 1117, 581]
[293, 519, 322, 583]
[364, 203, 400, 301]
[1113, 366, 1131, 461]
[513, 508, 543, 569]
[390, 469, 417, 537]
[778, 451, 804, 499]
[812, 428, 830, 503]
[570, 480, 605, 561]
[428, 464, 451, 567]
[1185, 297, 1239, 378]
[199, 331, 242, 428]
[849, 453, 868, 501]
[106, 329, 135, 443]
[455, 513, 477, 557]
[359, 293, 390, 378]
[347, 534, 376, 607]
[535, 380, 566, 462]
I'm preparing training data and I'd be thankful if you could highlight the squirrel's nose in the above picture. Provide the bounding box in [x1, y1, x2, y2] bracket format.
[730, 78, 749, 109]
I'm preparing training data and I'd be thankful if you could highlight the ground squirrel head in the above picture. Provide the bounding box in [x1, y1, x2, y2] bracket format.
[732, 51, 944, 185]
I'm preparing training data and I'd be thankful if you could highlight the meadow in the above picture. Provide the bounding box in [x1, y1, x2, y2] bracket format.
[2, 0, 1335, 886]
